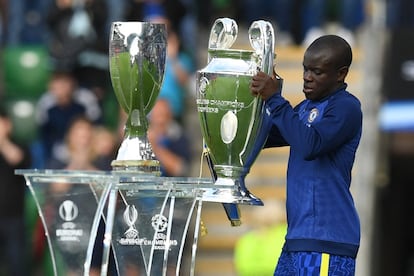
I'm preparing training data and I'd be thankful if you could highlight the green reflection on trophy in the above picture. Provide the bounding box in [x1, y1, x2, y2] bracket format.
[197, 18, 275, 205]
[109, 21, 167, 173]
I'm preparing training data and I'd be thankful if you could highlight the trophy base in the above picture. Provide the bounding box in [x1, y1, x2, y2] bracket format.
[201, 177, 264, 206]
[111, 159, 161, 175]
[201, 176, 264, 205]
[201, 187, 263, 205]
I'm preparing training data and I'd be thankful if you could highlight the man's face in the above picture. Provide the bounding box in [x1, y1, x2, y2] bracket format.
[49, 76, 75, 105]
[149, 100, 172, 135]
[302, 48, 342, 101]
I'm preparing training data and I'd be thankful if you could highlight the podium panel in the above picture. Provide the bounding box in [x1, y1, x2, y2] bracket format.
[16, 170, 217, 276]
[16, 170, 112, 275]
[104, 176, 207, 276]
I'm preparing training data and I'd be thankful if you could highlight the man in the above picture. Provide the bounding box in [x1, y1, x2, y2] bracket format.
[148, 98, 192, 177]
[0, 107, 31, 275]
[250, 35, 362, 275]
[36, 71, 101, 167]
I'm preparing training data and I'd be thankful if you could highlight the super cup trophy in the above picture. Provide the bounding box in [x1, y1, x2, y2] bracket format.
[197, 18, 275, 205]
[109, 21, 167, 173]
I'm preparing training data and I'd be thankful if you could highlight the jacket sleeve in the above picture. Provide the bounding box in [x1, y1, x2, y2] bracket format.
[264, 125, 289, 148]
[265, 93, 362, 160]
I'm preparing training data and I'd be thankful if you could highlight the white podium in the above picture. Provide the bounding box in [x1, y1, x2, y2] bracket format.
[16, 169, 234, 276]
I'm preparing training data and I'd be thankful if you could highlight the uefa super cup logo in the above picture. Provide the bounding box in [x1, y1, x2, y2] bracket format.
[123, 204, 138, 239]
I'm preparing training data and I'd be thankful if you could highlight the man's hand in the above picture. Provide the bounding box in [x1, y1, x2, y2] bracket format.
[250, 70, 283, 100]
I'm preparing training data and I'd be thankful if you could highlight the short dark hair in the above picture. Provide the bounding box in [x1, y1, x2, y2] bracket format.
[308, 35, 353, 69]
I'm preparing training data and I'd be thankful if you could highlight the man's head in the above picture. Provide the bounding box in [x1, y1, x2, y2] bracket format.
[302, 35, 352, 101]
[48, 71, 77, 106]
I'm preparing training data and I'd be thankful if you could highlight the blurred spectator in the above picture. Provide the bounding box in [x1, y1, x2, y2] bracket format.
[35, 70, 102, 168]
[104, 0, 127, 40]
[2, 0, 52, 45]
[301, 0, 366, 47]
[162, 28, 194, 122]
[91, 125, 118, 171]
[36, 116, 117, 275]
[145, 11, 194, 122]
[45, 115, 96, 170]
[161, 0, 196, 58]
[172, 0, 197, 57]
[148, 98, 192, 177]
[126, 0, 196, 60]
[241, 0, 295, 46]
[386, 0, 414, 29]
[0, 0, 6, 44]
[45, 0, 109, 102]
[90, 125, 119, 276]
[0, 106, 31, 276]
[43, 116, 116, 275]
[147, 98, 194, 275]
[195, 0, 239, 30]
[122, 2, 196, 121]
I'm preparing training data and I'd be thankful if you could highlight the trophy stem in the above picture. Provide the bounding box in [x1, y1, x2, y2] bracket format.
[111, 130, 160, 174]
[111, 137, 161, 172]
[125, 106, 148, 137]
[111, 106, 160, 174]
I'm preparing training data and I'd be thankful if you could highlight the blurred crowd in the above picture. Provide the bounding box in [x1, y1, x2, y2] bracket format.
[200, 0, 367, 47]
[200, 0, 414, 46]
[0, 0, 412, 274]
[0, 0, 199, 170]
[0, 0, 198, 274]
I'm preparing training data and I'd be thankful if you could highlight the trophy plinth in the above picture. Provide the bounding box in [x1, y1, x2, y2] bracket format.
[197, 18, 275, 206]
[15, 169, 217, 276]
[109, 21, 167, 174]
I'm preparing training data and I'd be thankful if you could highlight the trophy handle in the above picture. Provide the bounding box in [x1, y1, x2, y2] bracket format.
[248, 20, 275, 75]
[207, 18, 238, 61]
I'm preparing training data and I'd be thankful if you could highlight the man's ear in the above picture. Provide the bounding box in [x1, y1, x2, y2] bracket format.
[337, 66, 349, 82]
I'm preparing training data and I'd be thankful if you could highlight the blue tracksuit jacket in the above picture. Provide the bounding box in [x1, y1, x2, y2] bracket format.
[263, 84, 362, 258]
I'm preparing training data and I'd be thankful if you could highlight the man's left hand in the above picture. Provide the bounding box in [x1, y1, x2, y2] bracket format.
[250, 71, 283, 100]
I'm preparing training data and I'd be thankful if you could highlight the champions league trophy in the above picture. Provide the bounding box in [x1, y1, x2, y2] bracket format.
[109, 21, 167, 173]
[197, 18, 275, 206]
